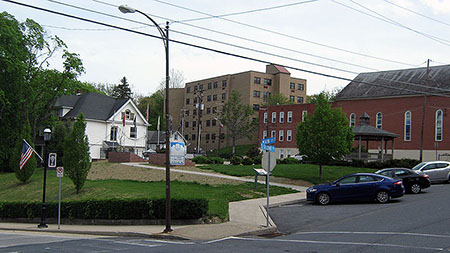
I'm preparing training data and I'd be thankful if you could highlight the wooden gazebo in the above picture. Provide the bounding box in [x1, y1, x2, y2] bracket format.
[352, 113, 399, 162]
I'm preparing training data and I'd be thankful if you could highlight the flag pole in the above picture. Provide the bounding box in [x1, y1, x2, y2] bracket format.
[23, 139, 43, 162]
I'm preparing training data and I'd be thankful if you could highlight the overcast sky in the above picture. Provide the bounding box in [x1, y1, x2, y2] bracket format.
[2, 0, 450, 96]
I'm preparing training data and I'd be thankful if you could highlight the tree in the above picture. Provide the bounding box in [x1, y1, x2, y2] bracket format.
[219, 91, 257, 155]
[63, 114, 91, 194]
[264, 93, 294, 106]
[10, 120, 37, 183]
[0, 12, 84, 172]
[135, 90, 165, 131]
[296, 92, 353, 179]
[111, 76, 132, 99]
[158, 68, 186, 90]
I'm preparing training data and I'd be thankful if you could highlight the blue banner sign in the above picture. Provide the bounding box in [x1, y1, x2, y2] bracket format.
[260, 143, 275, 152]
[261, 137, 275, 145]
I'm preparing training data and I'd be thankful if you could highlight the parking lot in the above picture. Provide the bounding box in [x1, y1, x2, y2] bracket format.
[270, 183, 450, 252]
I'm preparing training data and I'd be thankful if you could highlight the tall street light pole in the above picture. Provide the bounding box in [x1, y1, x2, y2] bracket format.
[38, 127, 51, 228]
[119, 5, 172, 233]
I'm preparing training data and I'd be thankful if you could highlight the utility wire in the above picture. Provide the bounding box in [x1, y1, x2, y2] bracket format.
[44, 0, 372, 73]
[382, 0, 450, 28]
[3, 0, 450, 98]
[332, 0, 450, 46]
[151, 0, 417, 67]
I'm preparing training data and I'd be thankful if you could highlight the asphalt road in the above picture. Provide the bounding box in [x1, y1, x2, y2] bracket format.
[2, 184, 450, 252]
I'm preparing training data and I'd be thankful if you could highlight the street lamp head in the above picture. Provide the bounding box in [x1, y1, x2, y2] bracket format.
[118, 5, 136, 14]
[43, 127, 51, 142]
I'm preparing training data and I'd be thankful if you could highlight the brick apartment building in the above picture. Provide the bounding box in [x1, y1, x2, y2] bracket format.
[169, 64, 307, 153]
[258, 65, 450, 162]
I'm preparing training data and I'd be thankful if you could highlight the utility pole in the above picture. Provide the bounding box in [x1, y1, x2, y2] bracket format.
[419, 59, 430, 162]
[196, 89, 204, 154]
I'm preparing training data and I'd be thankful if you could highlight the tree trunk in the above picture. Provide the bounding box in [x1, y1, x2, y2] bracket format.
[232, 136, 236, 155]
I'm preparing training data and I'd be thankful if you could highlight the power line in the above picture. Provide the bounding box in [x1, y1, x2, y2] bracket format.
[3, 0, 450, 98]
[332, 0, 450, 47]
[152, 0, 417, 67]
[43, 0, 371, 74]
[382, 0, 450, 28]
[173, 0, 318, 24]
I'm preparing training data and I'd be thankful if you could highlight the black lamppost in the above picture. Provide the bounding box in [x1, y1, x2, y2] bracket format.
[38, 127, 51, 228]
[119, 5, 172, 233]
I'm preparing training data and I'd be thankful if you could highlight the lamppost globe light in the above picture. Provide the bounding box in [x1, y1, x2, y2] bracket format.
[43, 127, 52, 142]
[118, 5, 136, 13]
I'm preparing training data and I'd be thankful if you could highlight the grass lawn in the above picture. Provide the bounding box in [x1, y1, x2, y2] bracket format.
[0, 168, 295, 220]
[198, 164, 378, 184]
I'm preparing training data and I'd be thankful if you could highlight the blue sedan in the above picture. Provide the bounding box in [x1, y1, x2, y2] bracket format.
[306, 173, 405, 205]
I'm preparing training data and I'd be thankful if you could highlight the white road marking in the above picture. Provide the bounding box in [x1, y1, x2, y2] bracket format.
[294, 231, 450, 238]
[227, 236, 446, 251]
[204, 236, 236, 244]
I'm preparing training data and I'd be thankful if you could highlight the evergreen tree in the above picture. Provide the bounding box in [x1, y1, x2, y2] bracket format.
[296, 92, 353, 179]
[111, 76, 132, 99]
[63, 114, 91, 194]
[10, 120, 37, 183]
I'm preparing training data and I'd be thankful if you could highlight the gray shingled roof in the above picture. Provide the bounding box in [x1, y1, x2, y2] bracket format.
[336, 65, 450, 100]
[55, 93, 128, 121]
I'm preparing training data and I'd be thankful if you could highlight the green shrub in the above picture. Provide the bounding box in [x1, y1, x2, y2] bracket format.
[192, 156, 209, 164]
[208, 157, 224, 164]
[246, 146, 261, 159]
[242, 157, 253, 165]
[253, 155, 262, 165]
[230, 156, 242, 165]
[0, 198, 208, 220]
[283, 157, 300, 164]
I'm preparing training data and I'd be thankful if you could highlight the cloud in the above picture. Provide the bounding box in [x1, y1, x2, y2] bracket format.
[420, 0, 450, 14]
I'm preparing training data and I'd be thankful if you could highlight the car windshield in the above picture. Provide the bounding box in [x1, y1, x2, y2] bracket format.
[412, 162, 426, 171]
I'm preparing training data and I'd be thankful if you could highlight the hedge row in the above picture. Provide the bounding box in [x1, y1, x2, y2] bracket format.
[321, 158, 421, 169]
[192, 156, 224, 164]
[0, 198, 208, 220]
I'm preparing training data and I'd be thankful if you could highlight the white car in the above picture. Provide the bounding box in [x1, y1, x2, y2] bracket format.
[293, 154, 307, 161]
[412, 161, 450, 183]
[143, 149, 157, 157]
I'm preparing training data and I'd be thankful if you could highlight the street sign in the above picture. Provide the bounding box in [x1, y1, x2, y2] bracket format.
[56, 167, 64, 177]
[261, 137, 275, 145]
[262, 151, 276, 171]
[260, 143, 275, 152]
[48, 153, 57, 168]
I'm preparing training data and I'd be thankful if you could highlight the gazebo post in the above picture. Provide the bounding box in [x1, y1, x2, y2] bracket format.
[392, 139, 395, 159]
[358, 136, 362, 159]
[381, 137, 385, 162]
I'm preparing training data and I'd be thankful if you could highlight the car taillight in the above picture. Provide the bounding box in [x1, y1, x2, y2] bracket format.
[394, 181, 402, 185]
[423, 174, 429, 178]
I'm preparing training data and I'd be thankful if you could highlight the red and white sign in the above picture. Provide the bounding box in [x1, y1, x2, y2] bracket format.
[56, 167, 64, 178]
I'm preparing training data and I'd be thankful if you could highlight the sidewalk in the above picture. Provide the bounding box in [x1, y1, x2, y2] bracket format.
[0, 163, 308, 241]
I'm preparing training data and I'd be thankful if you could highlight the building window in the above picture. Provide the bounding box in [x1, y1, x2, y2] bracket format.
[212, 119, 217, 126]
[222, 93, 226, 100]
[192, 134, 196, 140]
[404, 111, 411, 141]
[302, 110, 307, 122]
[194, 86, 198, 92]
[208, 82, 212, 89]
[297, 96, 304, 104]
[193, 121, 197, 127]
[206, 133, 210, 140]
[298, 83, 304, 91]
[263, 92, 270, 101]
[264, 112, 268, 123]
[222, 80, 227, 87]
[212, 133, 216, 140]
[263, 130, 267, 139]
[253, 104, 260, 111]
[290, 96, 295, 102]
[376, 112, 382, 129]
[436, 109, 443, 141]
[185, 134, 189, 141]
[287, 130, 292, 141]
[280, 149, 284, 159]
[130, 126, 137, 138]
[213, 107, 217, 113]
[213, 94, 218, 101]
[187, 87, 191, 93]
[186, 98, 190, 105]
[290, 82, 295, 89]
[213, 81, 218, 88]
[207, 95, 211, 102]
[193, 109, 197, 115]
[193, 97, 197, 104]
[279, 130, 284, 142]
[199, 84, 204, 91]
[254, 77, 261, 84]
[110, 126, 118, 141]
[264, 78, 272, 85]
[185, 110, 190, 116]
[271, 130, 276, 138]
[279, 112, 285, 123]
[350, 113, 356, 127]
[287, 111, 293, 123]
[206, 107, 211, 114]
[206, 120, 210, 127]
[272, 112, 276, 123]
[185, 121, 189, 128]
[253, 90, 261, 97]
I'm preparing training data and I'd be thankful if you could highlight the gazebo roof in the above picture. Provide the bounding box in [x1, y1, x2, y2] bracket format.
[353, 112, 399, 141]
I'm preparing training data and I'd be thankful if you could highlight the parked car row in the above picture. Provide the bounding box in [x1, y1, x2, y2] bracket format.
[306, 161, 450, 205]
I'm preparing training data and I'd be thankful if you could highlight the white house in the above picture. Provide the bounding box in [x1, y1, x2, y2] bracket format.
[53, 92, 149, 160]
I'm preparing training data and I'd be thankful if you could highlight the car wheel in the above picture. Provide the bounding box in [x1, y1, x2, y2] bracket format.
[316, 192, 330, 205]
[376, 191, 390, 203]
[410, 183, 421, 194]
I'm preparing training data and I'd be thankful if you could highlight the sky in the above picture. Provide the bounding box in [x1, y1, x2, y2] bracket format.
[2, 0, 450, 96]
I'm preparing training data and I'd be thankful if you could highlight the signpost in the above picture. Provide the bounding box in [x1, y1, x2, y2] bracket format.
[260, 137, 275, 227]
[48, 153, 57, 168]
[56, 166, 63, 229]
[170, 133, 186, 165]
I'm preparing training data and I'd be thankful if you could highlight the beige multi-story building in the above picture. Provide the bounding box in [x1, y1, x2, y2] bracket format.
[169, 64, 307, 153]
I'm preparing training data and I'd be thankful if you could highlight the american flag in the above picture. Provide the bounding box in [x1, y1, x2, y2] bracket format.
[19, 140, 34, 170]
